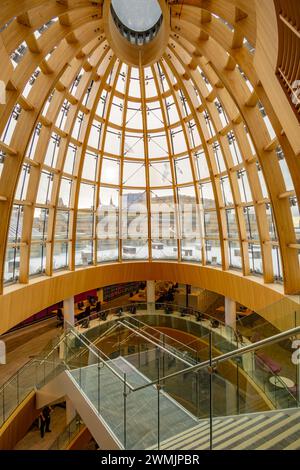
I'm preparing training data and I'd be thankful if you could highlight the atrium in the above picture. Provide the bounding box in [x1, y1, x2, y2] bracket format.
[0, 0, 299, 454]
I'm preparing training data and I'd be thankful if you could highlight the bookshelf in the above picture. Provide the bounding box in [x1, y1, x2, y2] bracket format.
[103, 282, 141, 302]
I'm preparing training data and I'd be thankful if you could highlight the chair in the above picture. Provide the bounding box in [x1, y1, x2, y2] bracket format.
[255, 351, 282, 374]
[131, 305, 136, 315]
[92, 301, 101, 313]
[56, 309, 64, 328]
[116, 308, 123, 317]
[210, 319, 220, 329]
[81, 318, 90, 329]
[100, 311, 108, 321]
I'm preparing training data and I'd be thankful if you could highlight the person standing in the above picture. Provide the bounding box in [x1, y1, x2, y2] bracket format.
[40, 405, 52, 438]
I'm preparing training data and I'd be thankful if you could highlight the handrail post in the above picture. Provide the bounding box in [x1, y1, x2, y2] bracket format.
[157, 347, 161, 450]
[2, 385, 5, 424]
[16, 371, 19, 405]
[236, 360, 240, 414]
[123, 373, 127, 450]
[209, 330, 213, 451]
[98, 356, 101, 413]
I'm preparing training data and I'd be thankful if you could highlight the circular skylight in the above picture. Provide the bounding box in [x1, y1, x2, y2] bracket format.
[111, 0, 163, 45]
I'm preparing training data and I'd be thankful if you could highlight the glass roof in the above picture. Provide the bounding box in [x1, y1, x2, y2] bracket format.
[1, 2, 299, 295]
[111, 0, 162, 32]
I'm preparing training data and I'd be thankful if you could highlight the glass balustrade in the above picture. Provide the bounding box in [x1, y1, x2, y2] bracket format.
[1, 299, 299, 451]
[50, 414, 84, 450]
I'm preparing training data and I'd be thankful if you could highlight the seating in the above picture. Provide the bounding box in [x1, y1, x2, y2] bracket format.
[196, 313, 204, 322]
[255, 351, 282, 374]
[91, 301, 101, 313]
[56, 309, 64, 328]
[81, 318, 90, 329]
[210, 319, 220, 329]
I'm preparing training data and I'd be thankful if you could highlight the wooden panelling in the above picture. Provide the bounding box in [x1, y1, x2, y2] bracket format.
[0, 391, 39, 450]
[0, 262, 299, 335]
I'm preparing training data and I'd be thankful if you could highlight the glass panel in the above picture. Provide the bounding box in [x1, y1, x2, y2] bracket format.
[29, 243, 46, 275]
[174, 157, 193, 184]
[149, 160, 172, 187]
[204, 211, 219, 238]
[75, 240, 93, 266]
[97, 239, 119, 263]
[36, 172, 53, 205]
[4, 246, 20, 283]
[53, 242, 68, 270]
[55, 211, 69, 239]
[32, 208, 48, 241]
[123, 161, 146, 186]
[15, 165, 30, 200]
[8, 205, 23, 243]
[76, 212, 94, 239]
[82, 152, 98, 181]
[226, 209, 238, 238]
[249, 243, 263, 274]
[78, 183, 95, 209]
[101, 158, 120, 185]
[220, 177, 233, 206]
[124, 133, 144, 158]
[58, 178, 72, 208]
[195, 151, 209, 180]
[243, 206, 259, 240]
[200, 182, 215, 209]
[229, 241, 242, 269]
[64, 145, 77, 175]
[206, 240, 221, 265]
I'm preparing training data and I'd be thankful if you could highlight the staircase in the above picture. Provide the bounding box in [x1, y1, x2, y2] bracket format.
[152, 409, 300, 450]
[37, 355, 198, 450]
[3, 319, 300, 451]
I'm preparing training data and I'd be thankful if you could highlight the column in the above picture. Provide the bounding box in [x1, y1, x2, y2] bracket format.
[0, 340, 6, 364]
[147, 280, 155, 314]
[98, 288, 104, 303]
[64, 297, 75, 329]
[225, 297, 236, 331]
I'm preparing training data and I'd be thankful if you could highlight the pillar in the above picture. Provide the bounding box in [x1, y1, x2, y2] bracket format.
[64, 297, 75, 329]
[0, 339, 6, 364]
[147, 280, 155, 314]
[98, 288, 104, 303]
[225, 297, 236, 331]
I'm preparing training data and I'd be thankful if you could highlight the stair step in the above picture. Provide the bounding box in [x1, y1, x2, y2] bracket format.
[199, 414, 268, 450]
[233, 413, 299, 450]
[160, 417, 238, 450]
[256, 417, 300, 450]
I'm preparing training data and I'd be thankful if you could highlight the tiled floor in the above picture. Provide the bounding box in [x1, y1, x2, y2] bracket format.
[0, 319, 60, 386]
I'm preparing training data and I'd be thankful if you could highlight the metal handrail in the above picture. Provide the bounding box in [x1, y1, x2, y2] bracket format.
[118, 319, 195, 367]
[0, 359, 33, 393]
[50, 414, 83, 450]
[66, 325, 135, 391]
[75, 301, 243, 335]
[123, 315, 198, 357]
[132, 324, 300, 392]
[0, 333, 65, 393]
